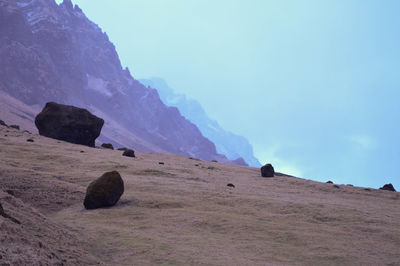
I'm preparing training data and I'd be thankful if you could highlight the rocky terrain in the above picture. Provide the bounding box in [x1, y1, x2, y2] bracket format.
[0, 124, 399, 265]
[0, 0, 233, 163]
[140, 78, 261, 167]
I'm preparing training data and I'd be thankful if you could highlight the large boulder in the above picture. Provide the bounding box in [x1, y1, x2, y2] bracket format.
[84, 171, 124, 209]
[35, 102, 104, 147]
[379, 183, 396, 192]
[261, 163, 275, 177]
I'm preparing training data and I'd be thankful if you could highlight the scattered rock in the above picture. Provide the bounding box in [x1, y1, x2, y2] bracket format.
[326, 181, 333, 184]
[9, 125, 20, 130]
[117, 147, 128, 151]
[379, 183, 396, 192]
[207, 166, 216, 170]
[6, 190, 14, 196]
[227, 183, 235, 188]
[261, 163, 275, 177]
[80, 150, 85, 153]
[0, 202, 21, 224]
[84, 171, 124, 209]
[159, 162, 165, 165]
[122, 149, 135, 158]
[27, 138, 34, 142]
[347, 184, 354, 187]
[35, 102, 104, 147]
[189, 157, 201, 161]
[101, 143, 114, 150]
[333, 185, 340, 189]
[211, 160, 218, 163]
[0, 120, 7, 127]
[364, 188, 372, 191]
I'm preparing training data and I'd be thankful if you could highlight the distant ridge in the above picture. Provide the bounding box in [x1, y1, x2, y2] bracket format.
[140, 78, 261, 167]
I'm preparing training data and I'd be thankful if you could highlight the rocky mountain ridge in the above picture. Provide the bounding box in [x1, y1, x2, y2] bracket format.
[140, 78, 261, 167]
[0, 0, 233, 162]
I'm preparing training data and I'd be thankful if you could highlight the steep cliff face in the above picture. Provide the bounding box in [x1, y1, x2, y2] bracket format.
[140, 78, 261, 167]
[0, 0, 228, 161]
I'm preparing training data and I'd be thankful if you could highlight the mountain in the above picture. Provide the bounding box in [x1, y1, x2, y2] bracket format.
[140, 78, 261, 167]
[0, 0, 232, 162]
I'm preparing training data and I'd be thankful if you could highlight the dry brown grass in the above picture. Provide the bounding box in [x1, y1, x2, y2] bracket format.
[0, 126, 399, 265]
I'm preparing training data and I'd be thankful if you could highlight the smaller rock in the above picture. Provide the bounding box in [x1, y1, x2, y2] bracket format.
[9, 125, 20, 130]
[347, 184, 354, 187]
[159, 162, 165, 165]
[84, 171, 124, 209]
[0, 120, 7, 127]
[6, 190, 14, 196]
[211, 160, 218, 163]
[364, 188, 371, 191]
[333, 185, 340, 189]
[208, 166, 216, 170]
[227, 183, 235, 188]
[80, 150, 85, 153]
[122, 149, 135, 158]
[117, 147, 128, 151]
[101, 143, 114, 150]
[379, 183, 396, 192]
[261, 163, 275, 177]
[27, 138, 34, 142]
[326, 181, 333, 184]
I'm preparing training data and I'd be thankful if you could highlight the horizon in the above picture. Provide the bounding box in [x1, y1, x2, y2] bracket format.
[57, 0, 399, 189]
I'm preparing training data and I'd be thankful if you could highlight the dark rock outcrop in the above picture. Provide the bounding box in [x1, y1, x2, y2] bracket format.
[326, 181, 333, 184]
[261, 163, 275, 177]
[9, 125, 19, 130]
[26, 138, 34, 142]
[122, 149, 135, 158]
[35, 102, 104, 147]
[84, 171, 124, 209]
[0, 120, 6, 127]
[101, 143, 114, 150]
[227, 183, 235, 188]
[379, 183, 396, 192]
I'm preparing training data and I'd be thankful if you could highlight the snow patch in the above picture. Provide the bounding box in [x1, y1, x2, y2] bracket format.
[87, 75, 112, 97]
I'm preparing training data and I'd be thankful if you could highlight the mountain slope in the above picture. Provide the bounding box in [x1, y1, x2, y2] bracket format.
[140, 78, 261, 167]
[0, 0, 229, 162]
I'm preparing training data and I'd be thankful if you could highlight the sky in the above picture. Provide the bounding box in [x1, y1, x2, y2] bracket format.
[59, 0, 400, 189]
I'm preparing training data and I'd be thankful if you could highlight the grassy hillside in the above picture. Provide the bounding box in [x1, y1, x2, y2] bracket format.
[0, 125, 399, 265]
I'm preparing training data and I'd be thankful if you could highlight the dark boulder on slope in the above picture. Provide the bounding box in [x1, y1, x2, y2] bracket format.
[261, 163, 275, 178]
[84, 171, 124, 209]
[101, 143, 114, 150]
[35, 102, 104, 147]
[122, 149, 135, 158]
[0, 120, 7, 127]
[379, 183, 396, 192]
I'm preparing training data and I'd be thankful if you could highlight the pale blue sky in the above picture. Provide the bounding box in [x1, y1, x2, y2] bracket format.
[61, 0, 400, 188]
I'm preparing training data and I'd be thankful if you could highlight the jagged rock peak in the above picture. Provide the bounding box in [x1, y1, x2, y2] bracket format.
[61, 0, 73, 10]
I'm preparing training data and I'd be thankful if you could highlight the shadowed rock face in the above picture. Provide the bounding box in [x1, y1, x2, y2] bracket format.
[35, 102, 104, 147]
[84, 171, 124, 209]
[261, 163, 275, 177]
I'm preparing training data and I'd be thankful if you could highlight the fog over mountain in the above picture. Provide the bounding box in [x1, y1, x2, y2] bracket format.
[140, 78, 261, 167]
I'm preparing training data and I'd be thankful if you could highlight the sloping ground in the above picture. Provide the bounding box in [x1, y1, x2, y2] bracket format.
[0, 125, 399, 265]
